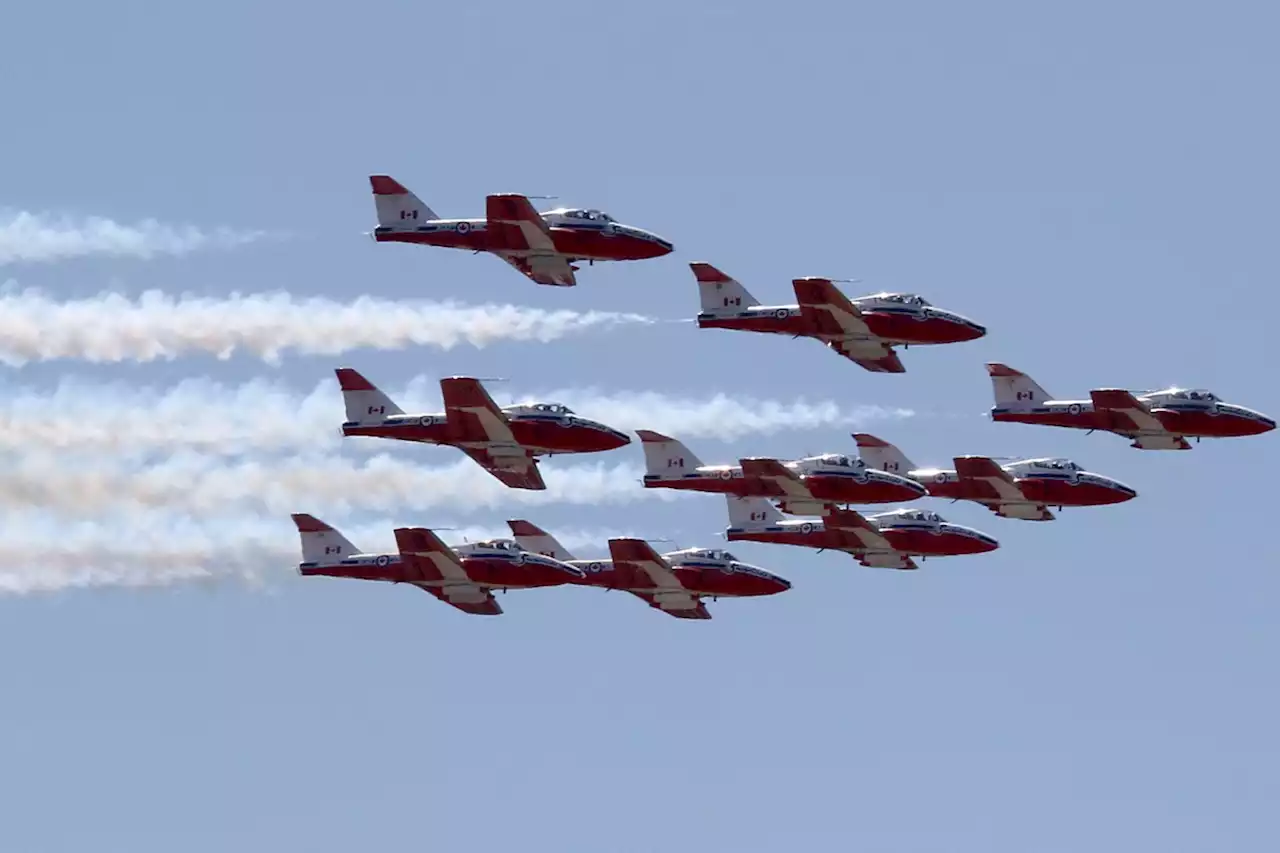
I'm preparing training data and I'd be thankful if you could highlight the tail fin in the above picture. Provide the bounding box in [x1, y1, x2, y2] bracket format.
[726, 495, 783, 528]
[369, 175, 440, 227]
[690, 262, 761, 315]
[335, 367, 404, 424]
[635, 430, 705, 475]
[292, 513, 361, 562]
[986, 363, 1052, 408]
[506, 519, 576, 561]
[852, 433, 917, 474]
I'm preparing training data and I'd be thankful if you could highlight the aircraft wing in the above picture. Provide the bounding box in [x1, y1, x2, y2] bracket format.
[459, 447, 546, 490]
[394, 527, 503, 615]
[607, 538, 706, 617]
[856, 551, 919, 570]
[441, 377, 546, 489]
[1089, 389, 1190, 449]
[496, 252, 578, 287]
[627, 591, 712, 619]
[792, 278, 874, 339]
[823, 506, 895, 553]
[487, 194, 577, 286]
[739, 457, 811, 498]
[952, 455, 1028, 505]
[828, 340, 906, 373]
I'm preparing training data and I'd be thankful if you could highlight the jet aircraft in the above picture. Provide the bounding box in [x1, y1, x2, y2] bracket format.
[506, 520, 791, 620]
[335, 367, 630, 490]
[691, 262, 986, 373]
[853, 433, 1137, 521]
[292, 513, 584, 616]
[368, 175, 674, 286]
[724, 496, 999, 570]
[986, 363, 1275, 449]
[637, 429, 927, 513]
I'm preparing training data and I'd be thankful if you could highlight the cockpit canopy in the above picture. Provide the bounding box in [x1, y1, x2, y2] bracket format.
[874, 292, 932, 307]
[1029, 457, 1081, 471]
[508, 401, 575, 415]
[688, 548, 738, 562]
[815, 453, 863, 468]
[1160, 387, 1219, 403]
[891, 508, 942, 523]
[474, 538, 523, 552]
[557, 208, 615, 223]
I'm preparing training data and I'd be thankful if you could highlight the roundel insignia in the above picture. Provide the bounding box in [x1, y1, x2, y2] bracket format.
[1068, 403, 1082, 415]
[456, 221, 471, 234]
[800, 522, 814, 534]
[720, 469, 733, 480]
[774, 308, 789, 319]
[935, 472, 947, 483]
[420, 415, 436, 427]
[588, 561, 605, 572]
[375, 555, 390, 567]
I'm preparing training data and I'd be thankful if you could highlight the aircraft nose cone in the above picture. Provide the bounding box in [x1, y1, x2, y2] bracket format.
[1257, 413, 1277, 433]
[880, 473, 929, 500]
[1109, 480, 1139, 501]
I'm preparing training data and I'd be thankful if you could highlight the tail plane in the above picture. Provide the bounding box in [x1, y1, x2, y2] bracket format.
[726, 495, 783, 528]
[335, 367, 404, 424]
[369, 175, 440, 227]
[852, 433, 917, 473]
[691, 262, 761, 315]
[507, 519, 576, 561]
[987, 363, 1052, 408]
[636, 430, 704, 475]
[292, 513, 361, 563]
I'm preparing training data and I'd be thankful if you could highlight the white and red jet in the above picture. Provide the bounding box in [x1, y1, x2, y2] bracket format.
[853, 433, 1138, 521]
[368, 175, 674, 287]
[691, 262, 986, 373]
[987, 363, 1276, 450]
[637, 429, 927, 513]
[336, 367, 631, 490]
[724, 496, 999, 570]
[292, 513, 584, 616]
[507, 520, 791, 620]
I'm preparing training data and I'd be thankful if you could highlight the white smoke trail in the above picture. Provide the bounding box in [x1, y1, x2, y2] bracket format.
[0, 375, 912, 456]
[0, 211, 266, 264]
[0, 286, 656, 365]
[0, 452, 675, 517]
[0, 511, 632, 595]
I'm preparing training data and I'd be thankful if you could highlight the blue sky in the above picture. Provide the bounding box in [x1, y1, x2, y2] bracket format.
[1, 1, 1278, 850]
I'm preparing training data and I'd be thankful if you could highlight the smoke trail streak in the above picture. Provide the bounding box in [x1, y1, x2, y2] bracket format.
[0, 511, 633, 595]
[0, 286, 656, 365]
[0, 452, 673, 517]
[0, 211, 266, 264]
[0, 375, 912, 456]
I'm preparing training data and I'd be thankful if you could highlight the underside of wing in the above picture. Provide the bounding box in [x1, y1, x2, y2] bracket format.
[461, 446, 547, 490]
[628, 589, 712, 619]
[417, 583, 503, 616]
[1130, 433, 1192, 450]
[856, 551, 918, 570]
[993, 503, 1054, 521]
[497, 252, 577, 287]
[830, 340, 905, 373]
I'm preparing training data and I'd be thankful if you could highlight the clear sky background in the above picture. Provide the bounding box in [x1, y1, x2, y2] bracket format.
[1, 1, 1278, 850]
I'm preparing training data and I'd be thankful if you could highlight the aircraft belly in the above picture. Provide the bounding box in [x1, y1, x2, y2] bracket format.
[548, 229, 651, 261]
[696, 315, 804, 335]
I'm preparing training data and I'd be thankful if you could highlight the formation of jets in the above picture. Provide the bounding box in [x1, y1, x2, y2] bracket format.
[287, 175, 1276, 619]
